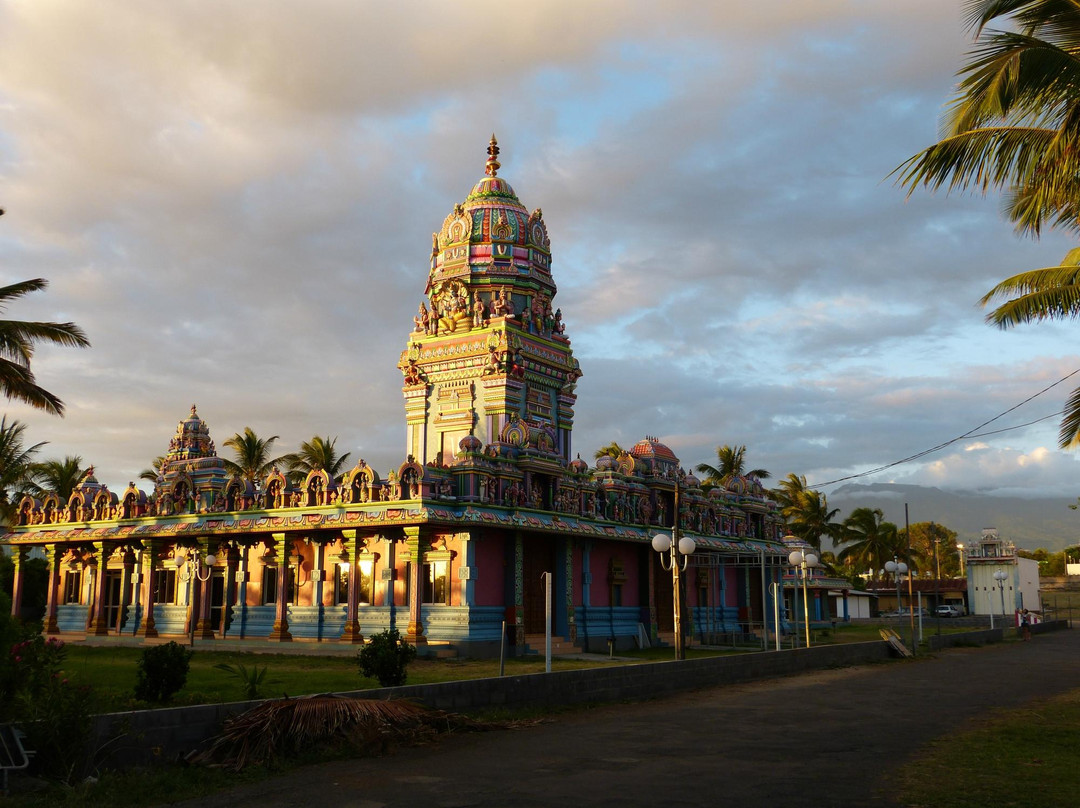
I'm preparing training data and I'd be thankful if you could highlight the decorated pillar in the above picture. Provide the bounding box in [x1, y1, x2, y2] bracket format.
[9, 546, 27, 618]
[403, 525, 427, 646]
[138, 541, 159, 637]
[43, 545, 62, 634]
[459, 531, 476, 606]
[117, 547, 136, 634]
[90, 541, 111, 636]
[237, 543, 250, 638]
[339, 529, 363, 644]
[312, 539, 326, 640]
[223, 544, 240, 639]
[195, 539, 216, 640]
[268, 533, 292, 642]
[512, 531, 524, 647]
[647, 546, 659, 643]
[564, 538, 576, 642]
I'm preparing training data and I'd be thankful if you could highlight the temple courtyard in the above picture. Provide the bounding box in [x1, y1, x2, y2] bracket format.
[170, 629, 1079, 808]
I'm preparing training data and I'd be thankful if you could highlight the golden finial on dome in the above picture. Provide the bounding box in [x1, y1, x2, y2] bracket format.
[485, 134, 500, 177]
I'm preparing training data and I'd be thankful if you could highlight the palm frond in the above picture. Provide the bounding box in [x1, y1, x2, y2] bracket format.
[189, 695, 526, 771]
[980, 259, 1080, 325]
[1058, 382, 1080, 447]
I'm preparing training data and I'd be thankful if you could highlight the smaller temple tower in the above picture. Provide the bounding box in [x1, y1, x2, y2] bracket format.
[400, 137, 581, 466]
[154, 405, 227, 515]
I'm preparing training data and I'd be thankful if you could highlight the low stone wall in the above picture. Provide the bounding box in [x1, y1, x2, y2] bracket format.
[926, 618, 1068, 651]
[92, 640, 893, 769]
[927, 627, 1003, 650]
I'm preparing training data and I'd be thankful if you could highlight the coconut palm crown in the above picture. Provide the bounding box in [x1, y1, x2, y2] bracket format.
[0, 278, 90, 416]
[695, 444, 770, 488]
[223, 428, 286, 483]
[896, 1, 1080, 446]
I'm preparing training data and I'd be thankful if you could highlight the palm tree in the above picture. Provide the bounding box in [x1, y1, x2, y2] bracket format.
[223, 428, 285, 483]
[139, 456, 166, 486]
[695, 444, 770, 488]
[283, 436, 351, 485]
[0, 417, 45, 524]
[30, 455, 86, 502]
[837, 507, 903, 582]
[779, 478, 841, 553]
[896, 2, 1080, 445]
[0, 278, 90, 416]
[593, 442, 625, 460]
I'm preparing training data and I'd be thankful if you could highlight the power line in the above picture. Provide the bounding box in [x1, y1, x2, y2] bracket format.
[808, 367, 1080, 489]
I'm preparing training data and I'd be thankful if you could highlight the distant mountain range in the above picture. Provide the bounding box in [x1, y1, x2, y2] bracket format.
[826, 483, 1080, 553]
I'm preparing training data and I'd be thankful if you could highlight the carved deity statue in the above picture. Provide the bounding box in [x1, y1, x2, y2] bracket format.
[472, 291, 487, 328]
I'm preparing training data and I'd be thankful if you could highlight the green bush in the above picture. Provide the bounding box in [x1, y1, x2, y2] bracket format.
[213, 661, 269, 700]
[357, 629, 416, 687]
[134, 641, 193, 702]
[2, 632, 94, 783]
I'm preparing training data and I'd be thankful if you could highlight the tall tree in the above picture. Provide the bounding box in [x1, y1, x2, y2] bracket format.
[837, 507, 903, 582]
[773, 474, 841, 552]
[223, 428, 285, 483]
[696, 444, 770, 488]
[593, 442, 625, 460]
[29, 455, 86, 502]
[0, 417, 45, 524]
[898, 522, 958, 578]
[896, 1, 1080, 446]
[283, 435, 350, 485]
[0, 278, 90, 416]
[139, 456, 166, 486]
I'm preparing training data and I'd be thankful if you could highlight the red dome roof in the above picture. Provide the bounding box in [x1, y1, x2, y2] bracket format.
[629, 436, 678, 464]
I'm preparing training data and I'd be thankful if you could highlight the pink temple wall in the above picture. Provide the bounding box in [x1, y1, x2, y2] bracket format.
[473, 531, 506, 606]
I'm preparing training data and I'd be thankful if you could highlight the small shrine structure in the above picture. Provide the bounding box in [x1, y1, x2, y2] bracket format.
[3, 138, 795, 654]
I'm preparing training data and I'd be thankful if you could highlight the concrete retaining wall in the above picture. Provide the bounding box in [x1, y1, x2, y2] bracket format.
[926, 618, 1067, 651]
[92, 640, 893, 768]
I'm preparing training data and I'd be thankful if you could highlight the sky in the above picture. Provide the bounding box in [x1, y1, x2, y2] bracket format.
[3, 0, 1080, 503]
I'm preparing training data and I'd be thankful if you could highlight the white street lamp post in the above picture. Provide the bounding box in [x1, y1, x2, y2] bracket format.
[176, 550, 216, 644]
[787, 550, 818, 648]
[884, 557, 908, 616]
[653, 481, 696, 660]
[993, 569, 1008, 618]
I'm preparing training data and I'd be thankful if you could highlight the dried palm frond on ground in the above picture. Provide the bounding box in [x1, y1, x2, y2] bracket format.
[189, 695, 533, 771]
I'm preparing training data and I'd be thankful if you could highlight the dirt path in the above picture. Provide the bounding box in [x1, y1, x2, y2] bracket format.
[181, 630, 1080, 808]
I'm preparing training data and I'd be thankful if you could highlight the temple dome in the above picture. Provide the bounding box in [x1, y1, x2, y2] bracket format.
[629, 436, 679, 465]
[163, 405, 218, 463]
[430, 135, 552, 286]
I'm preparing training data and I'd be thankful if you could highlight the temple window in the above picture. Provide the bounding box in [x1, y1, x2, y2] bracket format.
[153, 569, 177, 604]
[608, 557, 627, 608]
[63, 571, 82, 604]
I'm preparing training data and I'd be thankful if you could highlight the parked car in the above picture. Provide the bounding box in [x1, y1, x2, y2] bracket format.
[935, 605, 963, 618]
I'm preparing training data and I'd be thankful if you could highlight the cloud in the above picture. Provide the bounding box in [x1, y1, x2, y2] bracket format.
[1, 0, 1079, 515]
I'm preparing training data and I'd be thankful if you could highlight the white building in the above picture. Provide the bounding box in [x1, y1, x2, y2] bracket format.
[965, 528, 1040, 618]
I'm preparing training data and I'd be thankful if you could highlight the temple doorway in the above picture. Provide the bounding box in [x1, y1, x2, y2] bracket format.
[209, 570, 226, 631]
[522, 538, 556, 634]
[102, 570, 123, 632]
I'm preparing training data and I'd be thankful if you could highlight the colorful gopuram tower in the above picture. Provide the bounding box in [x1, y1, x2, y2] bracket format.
[399, 136, 581, 466]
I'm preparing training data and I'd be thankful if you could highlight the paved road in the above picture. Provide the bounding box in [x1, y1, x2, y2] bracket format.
[183, 630, 1079, 808]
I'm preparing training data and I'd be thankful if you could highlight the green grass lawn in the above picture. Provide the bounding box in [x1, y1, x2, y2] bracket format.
[893, 687, 1080, 807]
[60, 621, 966, 712]
[63, 645, 673, 712]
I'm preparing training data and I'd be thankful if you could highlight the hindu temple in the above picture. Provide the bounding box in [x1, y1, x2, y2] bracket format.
[2, 138, 811, 655]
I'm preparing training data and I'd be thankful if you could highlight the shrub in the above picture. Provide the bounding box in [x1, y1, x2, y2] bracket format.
[357, 629, 416, 687]
[2, 632, 94, 783]
[214, 662, 269, 700]
[135, 641, 193, 702]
